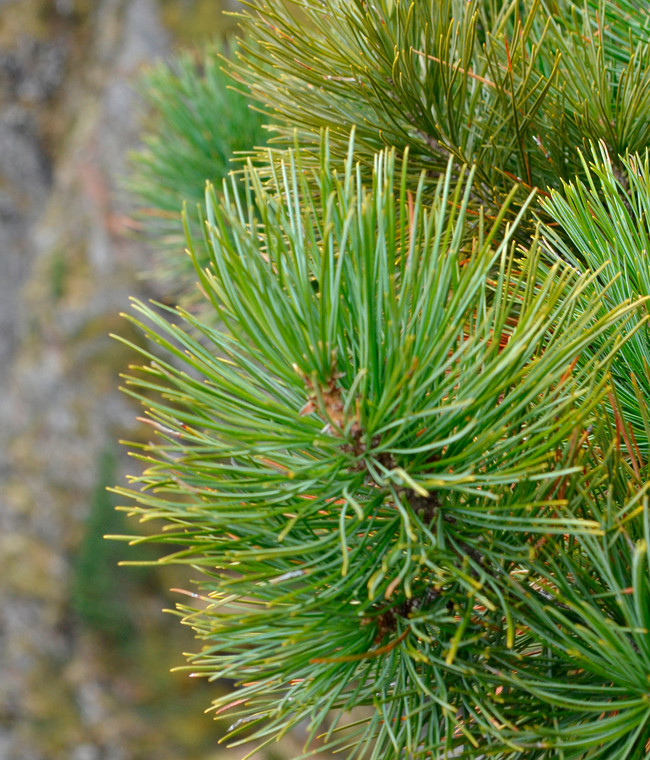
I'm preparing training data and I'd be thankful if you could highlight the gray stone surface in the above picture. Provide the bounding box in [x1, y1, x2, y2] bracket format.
[0, 2, 321, 758]
[0, 1, 171, 758]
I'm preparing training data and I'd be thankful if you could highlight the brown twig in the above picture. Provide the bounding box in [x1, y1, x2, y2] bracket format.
[310, 628, 409, 663]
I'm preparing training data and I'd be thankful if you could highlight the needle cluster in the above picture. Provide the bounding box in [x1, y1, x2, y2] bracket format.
[117, 2, 650, 757]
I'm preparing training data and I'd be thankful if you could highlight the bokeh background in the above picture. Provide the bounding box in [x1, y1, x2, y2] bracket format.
[0, 1, 320, 758]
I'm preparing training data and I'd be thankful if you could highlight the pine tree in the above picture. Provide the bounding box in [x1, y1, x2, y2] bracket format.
[116, 2, 650, 757]
[127, 40, 267, 297]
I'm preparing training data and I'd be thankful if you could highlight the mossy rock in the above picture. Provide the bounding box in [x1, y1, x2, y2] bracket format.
[158, 0, 240, 44]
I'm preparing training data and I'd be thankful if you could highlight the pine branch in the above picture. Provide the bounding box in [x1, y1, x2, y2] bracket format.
[114, 134, 641, 758]
[541, 143, 650, 455]
[127, 39, 268, 299]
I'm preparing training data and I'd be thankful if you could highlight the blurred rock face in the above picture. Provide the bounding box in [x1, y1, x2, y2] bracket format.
[0, 31, 58, 386]
[0, 2, 259, 759]
[0, 2, 168, 757]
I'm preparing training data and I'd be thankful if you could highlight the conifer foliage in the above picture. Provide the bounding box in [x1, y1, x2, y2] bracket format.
[117, 1, 650, 757]
[128, 41, 267, 294]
